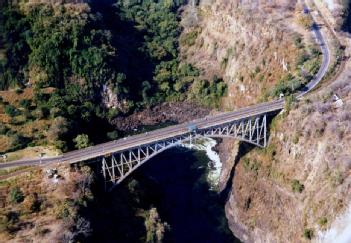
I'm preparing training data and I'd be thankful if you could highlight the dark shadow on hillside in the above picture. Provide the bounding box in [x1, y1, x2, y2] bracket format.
[219, 112, 279, 202]
[88, 0, 157, 102]
[341, 2, 351, 33]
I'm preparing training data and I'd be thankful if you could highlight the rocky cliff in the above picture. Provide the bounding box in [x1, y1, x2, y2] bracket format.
[182, 0, 351, 242]
[222, 74, 351, 243]
[180, 0, 306, 109]
[213, 12, 351, 242]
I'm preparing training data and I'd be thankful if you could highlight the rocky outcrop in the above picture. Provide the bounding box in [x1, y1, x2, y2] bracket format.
[111, 102, 210, 131]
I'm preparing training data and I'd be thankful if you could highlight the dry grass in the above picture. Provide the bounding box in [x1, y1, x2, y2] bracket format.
[0, 165, 93, 242]
[0, 136, 12, 153]
[0, 89, 34, 105]
[0, 87, 56, 155]
[4, 146, 59, 162]
[180, 0, 305, 109]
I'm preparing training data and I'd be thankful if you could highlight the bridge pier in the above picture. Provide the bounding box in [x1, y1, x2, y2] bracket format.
[101, 114, 267, 190]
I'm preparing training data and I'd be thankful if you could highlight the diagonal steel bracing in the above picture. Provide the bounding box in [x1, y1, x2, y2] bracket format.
[101, 115, 267, 190]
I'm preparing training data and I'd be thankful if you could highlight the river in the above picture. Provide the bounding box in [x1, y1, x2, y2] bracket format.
[86, 138, 241, 242]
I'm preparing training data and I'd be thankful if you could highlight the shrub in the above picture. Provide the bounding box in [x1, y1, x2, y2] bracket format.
[4, 105, 18, 117]
[10, 134, 29, 152]
[74, 134, 91, 149]
[5, 211, 19, 225]
[242, 158, 260, 175]
[180, 29, 199, 46]
[15, 88, 23, 94]
[54, 200, 76, 221]
[303, 228, 314, 240]
[145, 208, 169, 243]
[19, 99, 31, 110]
[107, 131, 119, 140]
[318, 217, 328, 227]
[0, 123, 8, 134]
[9, 187, 25, 204]
[291, 179, 304, 193]
[32, 106, 49, 119]
[23, 193, 41, 213]
[292, 133, 299, 144]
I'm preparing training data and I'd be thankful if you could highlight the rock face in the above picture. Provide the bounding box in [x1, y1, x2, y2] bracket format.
[220, 78, 351, 242]
[180, 0, 301, 109]
[111, 102, 210, 131]
[187, 1, 351, 241]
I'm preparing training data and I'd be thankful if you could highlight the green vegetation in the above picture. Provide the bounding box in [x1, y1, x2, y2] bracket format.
[145, 208, 169, 243]
[0, 1, 227, 152]
[291, 179, 304, 193]
[74, 134, 91, 149]
[242, 158, 260, 175]
[4, 105, 18, 117]
[292, 132, 299, 144]
[180, 29, 200, 47]
[9, 186, 24, 204]
[271, 74, 303, 97]
[303, 228, 314, 240]
[318, 217, 328, 227]
[271, 40, 322, 98]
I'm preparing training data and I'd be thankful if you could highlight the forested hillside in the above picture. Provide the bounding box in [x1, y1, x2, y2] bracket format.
[0, 0, 226, 154]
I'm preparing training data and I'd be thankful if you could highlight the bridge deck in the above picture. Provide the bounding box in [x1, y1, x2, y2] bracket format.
[0, 99, 284, 169]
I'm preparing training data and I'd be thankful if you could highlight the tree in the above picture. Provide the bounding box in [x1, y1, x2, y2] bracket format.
[145, 208, 169, 243]
[74, 134, 91, 149]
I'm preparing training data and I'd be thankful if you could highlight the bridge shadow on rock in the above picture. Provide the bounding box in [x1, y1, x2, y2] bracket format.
[219, 113, 278, 202]
[219, 142, 255, 202]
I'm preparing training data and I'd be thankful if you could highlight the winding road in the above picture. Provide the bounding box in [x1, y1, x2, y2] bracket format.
[0, 5, 331, 171]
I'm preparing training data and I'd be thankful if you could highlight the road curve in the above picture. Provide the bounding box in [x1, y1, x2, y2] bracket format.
[297, 2, 331, 98]
[0, 5, 330, 170]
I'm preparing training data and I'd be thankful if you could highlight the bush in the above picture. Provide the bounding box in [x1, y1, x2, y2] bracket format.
[23, 193, 41, 213]
[4, 105, 18, 117]
[318, 217, 328, 227]
[9, 134, 29, 152]
[291, 179, 304, 193]
[0, 123, 8, 135]
[9, 187, 25, 204]
[303, 228, 314, 240]
[32, 106, 49, 119]
[107, 131, 119, 140]
[54, 200, 76, 221]
[180, 29, 199, 46]
[74, 134, 91, 149]
[145, 208, 169, 243]
[15, 88, 23, 94]
[242, 158, 260, 175]
[19, 99, 31, 110]
[292, 133, 299, 144]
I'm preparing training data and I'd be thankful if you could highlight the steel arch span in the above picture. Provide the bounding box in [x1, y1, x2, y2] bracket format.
[101, 115, 267, 190]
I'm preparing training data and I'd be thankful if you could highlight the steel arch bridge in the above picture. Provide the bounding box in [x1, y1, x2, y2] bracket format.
[101, 114, 267, 190]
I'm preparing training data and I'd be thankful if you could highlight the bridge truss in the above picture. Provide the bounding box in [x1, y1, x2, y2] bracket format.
[101, 115, 267, 190]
